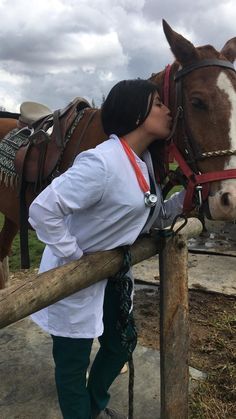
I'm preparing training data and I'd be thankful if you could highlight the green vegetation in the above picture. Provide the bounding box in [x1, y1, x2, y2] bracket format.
[0, 214, 44, 271]
[165, 162, 183, 197]
[189, 307, 236, 419]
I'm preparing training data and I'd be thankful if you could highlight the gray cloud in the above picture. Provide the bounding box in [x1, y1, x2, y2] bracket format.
[0, 0, 235, 111]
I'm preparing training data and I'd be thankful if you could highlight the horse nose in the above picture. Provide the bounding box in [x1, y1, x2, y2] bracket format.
[208, 183, 236, 220]
[219, 185, 236, 211]
[220, 191, 231, 207]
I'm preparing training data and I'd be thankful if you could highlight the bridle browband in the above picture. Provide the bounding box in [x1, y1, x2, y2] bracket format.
[174, 59, 235, 80]
[163, 59, 236, 213]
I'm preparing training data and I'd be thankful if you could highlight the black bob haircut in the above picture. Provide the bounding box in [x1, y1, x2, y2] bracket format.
[101, 79, 159, 137]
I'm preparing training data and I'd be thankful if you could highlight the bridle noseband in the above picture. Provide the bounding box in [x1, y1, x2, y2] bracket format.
[164, 59, 236, 213]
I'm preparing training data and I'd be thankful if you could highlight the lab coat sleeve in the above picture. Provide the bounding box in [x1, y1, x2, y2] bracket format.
[153, 189, 186, 229]
[28, 150, 107, 260]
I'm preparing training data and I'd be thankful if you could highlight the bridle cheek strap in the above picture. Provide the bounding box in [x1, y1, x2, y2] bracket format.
[163, 64, 172, 108]
[168, 142, 236, 212]
[162, 59, 236, 212]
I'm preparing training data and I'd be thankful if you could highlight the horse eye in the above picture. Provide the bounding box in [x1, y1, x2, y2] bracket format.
[191, 97, 207, 110]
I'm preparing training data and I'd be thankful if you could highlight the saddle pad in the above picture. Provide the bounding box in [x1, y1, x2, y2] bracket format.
[0, 108, 86, 188]
[0, 128, 30, 185]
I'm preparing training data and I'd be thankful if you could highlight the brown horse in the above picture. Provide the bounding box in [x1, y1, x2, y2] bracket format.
[0, 111, 19, 136]
[151, 21, 236, 220]
[0, 20, 236, 288]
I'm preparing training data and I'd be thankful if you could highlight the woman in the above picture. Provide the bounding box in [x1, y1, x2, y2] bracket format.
[29, 79, 185, 419]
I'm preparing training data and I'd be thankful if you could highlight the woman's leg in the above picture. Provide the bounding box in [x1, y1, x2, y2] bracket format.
[87, 281, 137, 418]
[52, 335, 93, 419]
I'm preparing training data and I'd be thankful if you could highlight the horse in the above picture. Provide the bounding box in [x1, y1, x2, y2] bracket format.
[151, 21, 236, 220]
[0, 111, 18, 138]
[0, 20, 235, 289]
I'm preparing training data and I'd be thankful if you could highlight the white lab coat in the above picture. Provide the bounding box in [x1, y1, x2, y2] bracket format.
[29, 135, 184, 338]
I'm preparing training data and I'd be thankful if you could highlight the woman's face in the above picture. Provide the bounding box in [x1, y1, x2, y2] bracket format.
[141, 92, 172, 140]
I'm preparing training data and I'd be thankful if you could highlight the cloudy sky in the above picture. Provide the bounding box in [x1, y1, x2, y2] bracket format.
[0, 0, 235, 112]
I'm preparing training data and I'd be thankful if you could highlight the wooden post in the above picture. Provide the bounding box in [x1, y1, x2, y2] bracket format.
[159, 218, 202, 418]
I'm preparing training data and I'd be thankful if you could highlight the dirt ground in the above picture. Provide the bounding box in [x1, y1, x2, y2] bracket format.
[133, 287, 236, 419]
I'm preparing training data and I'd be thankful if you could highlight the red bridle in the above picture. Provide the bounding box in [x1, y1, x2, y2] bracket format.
[163, 60, 236, 213]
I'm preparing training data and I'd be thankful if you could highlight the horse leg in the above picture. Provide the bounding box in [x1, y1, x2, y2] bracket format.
[0, 217, 18, 289]
[0, 257, 10, 288]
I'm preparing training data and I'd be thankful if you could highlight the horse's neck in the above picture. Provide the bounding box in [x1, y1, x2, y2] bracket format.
[149, 70, 165, 96]
[0, 119, 18, 140]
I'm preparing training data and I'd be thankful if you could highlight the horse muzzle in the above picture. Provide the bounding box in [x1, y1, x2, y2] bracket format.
[207, 181, 236, 220]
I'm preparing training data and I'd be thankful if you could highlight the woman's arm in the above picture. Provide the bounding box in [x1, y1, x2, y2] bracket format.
[28, 150, 107, 260]
[153, 189, 185, 229]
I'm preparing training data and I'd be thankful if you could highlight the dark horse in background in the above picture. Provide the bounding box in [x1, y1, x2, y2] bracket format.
[0, 20, 235, 288]
[0, 111, 18, 137]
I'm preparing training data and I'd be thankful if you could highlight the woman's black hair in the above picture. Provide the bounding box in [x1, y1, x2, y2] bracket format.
[101, 79, 159, 137]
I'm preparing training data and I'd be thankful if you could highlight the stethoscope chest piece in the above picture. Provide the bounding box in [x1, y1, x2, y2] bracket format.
[144, 192, 157, 207]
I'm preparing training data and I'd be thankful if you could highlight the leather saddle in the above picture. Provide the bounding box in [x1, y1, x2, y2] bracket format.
[14, 96, 91, 191]
[14, 97, 91, 270]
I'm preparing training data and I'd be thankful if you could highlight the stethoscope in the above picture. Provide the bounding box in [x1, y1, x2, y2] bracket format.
[120, 137, 158, 208]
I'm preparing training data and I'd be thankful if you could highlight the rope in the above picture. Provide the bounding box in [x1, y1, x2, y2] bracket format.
[128, 357, 135, 419]
[109, 246, 136, 419]
[156, 214, 188, 239]
[200, 149, 236, 158]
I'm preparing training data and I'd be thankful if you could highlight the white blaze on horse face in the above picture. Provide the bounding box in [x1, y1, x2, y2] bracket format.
[217, 72, 236, 174]
[208, 71, 236, 220]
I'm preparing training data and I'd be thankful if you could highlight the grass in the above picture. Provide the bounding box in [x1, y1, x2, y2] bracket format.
[0, 213, 44, 271]
[135, 287, 236, 419]
[164, 162, 184, 197]
[10, 229, 45, 271]
[189, 306, 236, 419]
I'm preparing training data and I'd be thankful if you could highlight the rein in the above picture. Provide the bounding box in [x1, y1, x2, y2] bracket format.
[163, 59, 236, 212]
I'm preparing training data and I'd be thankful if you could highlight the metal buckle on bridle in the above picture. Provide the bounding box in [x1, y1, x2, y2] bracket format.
[195, 184, 203, 208]
[177, 105, 183, 119]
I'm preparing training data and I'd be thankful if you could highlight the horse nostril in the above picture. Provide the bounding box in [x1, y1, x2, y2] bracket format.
[221, 192, 230, 207]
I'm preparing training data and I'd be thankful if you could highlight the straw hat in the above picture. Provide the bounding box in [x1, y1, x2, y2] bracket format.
[19, 101, 52, 126]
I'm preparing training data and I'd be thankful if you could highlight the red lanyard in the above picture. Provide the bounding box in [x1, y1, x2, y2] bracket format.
[119, 137, 150, 193]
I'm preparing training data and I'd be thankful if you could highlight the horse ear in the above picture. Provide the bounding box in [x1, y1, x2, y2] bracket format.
[221, 37, 236, 63]
[162, 19, 198, 65]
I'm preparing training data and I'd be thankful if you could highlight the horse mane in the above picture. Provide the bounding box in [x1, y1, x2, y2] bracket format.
[0, 111, 19, 120]
[148, 140, 168, 185]
[196, 45, 220, 57]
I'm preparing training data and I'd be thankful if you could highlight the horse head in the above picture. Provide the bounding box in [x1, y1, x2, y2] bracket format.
[152, 20, 236, 221]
